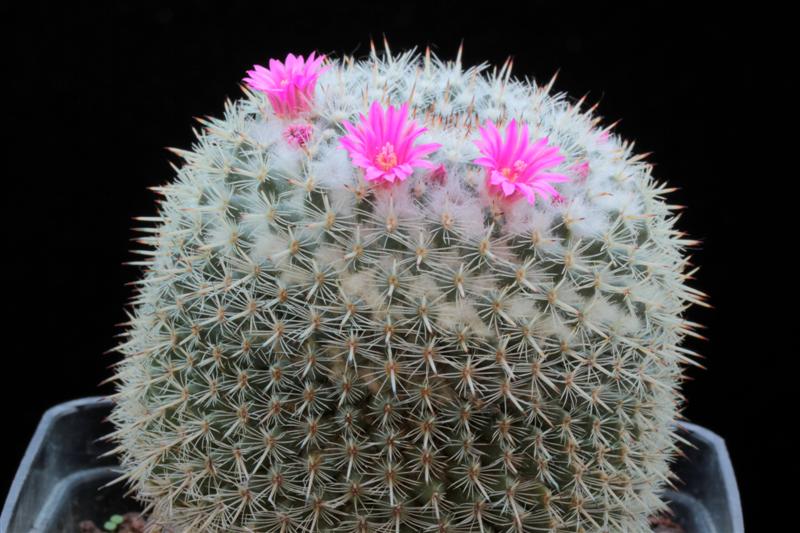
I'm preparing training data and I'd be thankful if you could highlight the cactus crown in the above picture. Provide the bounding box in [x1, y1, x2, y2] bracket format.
[108, 44, 703, 532]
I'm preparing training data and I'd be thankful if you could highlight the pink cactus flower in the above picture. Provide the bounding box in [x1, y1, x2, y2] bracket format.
[283, 123, 313, 147]
[570, 161, 590, 179]
[339, 101, 441, 184]
[244, 52, 329, 118]
[429, 163, 448, 185]
[473, 119, 569, 205]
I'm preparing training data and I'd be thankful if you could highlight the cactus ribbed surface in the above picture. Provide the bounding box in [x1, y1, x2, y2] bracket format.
[108, 46, 704, 532]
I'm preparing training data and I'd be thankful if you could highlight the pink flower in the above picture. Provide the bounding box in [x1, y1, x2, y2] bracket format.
[569, 161, 590, 179]
[283, 123, 313, 147]
[244, 52, 329, 118]
[473, 119, 569, 205]
[429, 163, 448, 185]
[339, 101, 441, 184]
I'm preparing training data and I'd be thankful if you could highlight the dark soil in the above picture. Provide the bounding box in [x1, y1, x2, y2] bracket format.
[78, 512, 146, 533]
[650, 514, 686, 533]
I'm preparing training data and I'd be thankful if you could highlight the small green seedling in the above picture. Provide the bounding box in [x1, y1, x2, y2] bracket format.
[103, 514, 124, 531]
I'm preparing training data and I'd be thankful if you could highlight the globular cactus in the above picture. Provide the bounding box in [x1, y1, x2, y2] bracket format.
[108, 43, 704, 533]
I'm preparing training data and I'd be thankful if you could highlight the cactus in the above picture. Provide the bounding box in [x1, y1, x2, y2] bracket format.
[108, 43, 704, 533]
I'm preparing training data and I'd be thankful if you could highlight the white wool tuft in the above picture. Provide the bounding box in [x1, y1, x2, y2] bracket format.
[311, 141, 356, 189]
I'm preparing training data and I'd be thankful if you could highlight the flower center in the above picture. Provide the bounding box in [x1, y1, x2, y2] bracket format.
[500, 160, 528, 182]
[375, 142, 399, 171]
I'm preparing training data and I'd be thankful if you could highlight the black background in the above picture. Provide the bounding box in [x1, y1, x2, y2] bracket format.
[1, 1, 785, 529]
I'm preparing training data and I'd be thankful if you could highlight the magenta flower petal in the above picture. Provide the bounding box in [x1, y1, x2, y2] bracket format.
[339, 101, 442, 185]
[473, 119, 570, 205]
[244, 52, 329, 118]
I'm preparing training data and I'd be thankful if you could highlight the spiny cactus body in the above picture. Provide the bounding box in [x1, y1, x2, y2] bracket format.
[109, 45, 703, 532]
